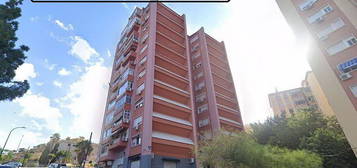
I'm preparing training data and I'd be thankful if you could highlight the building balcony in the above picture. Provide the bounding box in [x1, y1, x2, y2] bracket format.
[121, 51, 137, 67]
[108, 137, 128, 151]
[112, 121, 129, 132]
[112, 111, 130, 133]
[99, 152, 115, 162]
[121, 13, 141, 38]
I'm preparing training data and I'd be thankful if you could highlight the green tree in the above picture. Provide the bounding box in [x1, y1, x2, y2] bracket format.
[39, 133, 61, 166]
[0, 0, 30, 101]
[197, 132, 322, 168]
[75, 140, 93, 166]
[0, 151, 14, 163]
[250, 109, 357, 168]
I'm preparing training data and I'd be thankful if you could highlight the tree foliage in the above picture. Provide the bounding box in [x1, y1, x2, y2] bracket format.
[250, 109, 357, 168]
[39, 133, 61, 166]
[75, 140, 93, 166]
[197, 132, 322, 168]
[0, 0, 30, 101]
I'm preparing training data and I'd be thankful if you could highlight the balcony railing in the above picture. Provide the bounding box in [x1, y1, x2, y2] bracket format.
[121, 16, 141, 37]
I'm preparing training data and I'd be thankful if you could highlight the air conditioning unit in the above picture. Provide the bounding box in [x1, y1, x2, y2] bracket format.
[135, 125, 139, 130]
[340, 73, 352, 81]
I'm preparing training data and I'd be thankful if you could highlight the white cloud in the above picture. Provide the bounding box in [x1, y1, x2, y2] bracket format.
[30, 120, 43, 131]
[53, 80, 63, 88]
[36, 82, 44, 86]
[61, 61, 111, 142]
[203, 0, 310, 124]
[106, 49, 112, 58]
[72, 65, 83, 72]
[58, 68, 71, 76]
[44, 59, 57, 71]
[15, 91, 62, 131]
[0, 130, 48, 150]
[30, 16, 39, 22]
[54, 19, 74, 31]
[69, 36, 99, 64]
[14, 63, 37, 81]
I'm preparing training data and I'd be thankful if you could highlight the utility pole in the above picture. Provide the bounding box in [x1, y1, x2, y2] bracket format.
[0, 126, 26, 159]
[17, 135, 24, 152]
[82, 132, 92, 168]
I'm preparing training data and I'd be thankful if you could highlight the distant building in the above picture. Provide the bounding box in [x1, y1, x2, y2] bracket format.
[302, 71, 335, 116]
[268, 87, 318, 117]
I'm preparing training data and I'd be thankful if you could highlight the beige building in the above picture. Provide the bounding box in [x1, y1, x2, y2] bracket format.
[276, 0, 357, 157]
[302, 71, 335, 116]
[269, 87, 318, 117]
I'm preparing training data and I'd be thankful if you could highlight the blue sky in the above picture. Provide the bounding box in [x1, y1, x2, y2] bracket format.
[0, 0, 311, 149]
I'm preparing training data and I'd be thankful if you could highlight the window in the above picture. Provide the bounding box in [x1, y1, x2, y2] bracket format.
[193, 62, 202, 70]
[192, 53, 201, 59]
[299, 0, 318, 11]
[197, 104, 208, 114]
[338, 57, 357, 73]
[136, 83, 145, 95]
[103, 128, 112, 139]
[116, 96, 132, 110]
[195, 82, 205, 91]
[107, 101, 116, 110]
[133, 116, 143, 129]
[130, 160, 140, 168]
[317, 18, 345, 40]
[118, 81, 133, 96]
[132, 135, 141, 146]
[140, 45, 148, 54]
[198, 118, 209, 127]
[350, 85, 357, 97]
[191, 44, 199, 52]
[163, 161, 177, 168]
[105, 112, 114, 125]
[142, 25, 148, 32]
[138, 70, 146, 78]
[308, 5, 333, 24]
[139, 56, 147, 65]
[135, 98, 144, 109]
[190, 35, 199, 43]
[193, 71, 203, 80]
[327, 36, 357, 55]
[347, 37, 357, 46]
[141, 33, 149, 44]
[196, 93, 206, 103]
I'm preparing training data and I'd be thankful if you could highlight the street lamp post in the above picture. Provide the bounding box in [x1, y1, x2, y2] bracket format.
[0, 126, 26, 159]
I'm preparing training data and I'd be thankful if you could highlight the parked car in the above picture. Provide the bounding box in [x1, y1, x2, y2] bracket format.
[1, 162, 22, 168]
[0, 165, 12, 168]
[48, 163, 68, 168]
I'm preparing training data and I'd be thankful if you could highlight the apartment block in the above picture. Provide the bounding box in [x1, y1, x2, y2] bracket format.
[188, 28, 243, 139]
[98, 3, 243, 168]
[268, 87, 318, 117]
[276, 0, 357, 156]
[302, 71, 335, 116]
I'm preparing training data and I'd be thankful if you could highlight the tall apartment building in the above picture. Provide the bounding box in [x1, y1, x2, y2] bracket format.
[276, 0, 357, 156]
[189, 28, 243, 139]
[98, 3, 243, 168]
[302, 71, 335, 116]
[268, 87, 318, 117]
